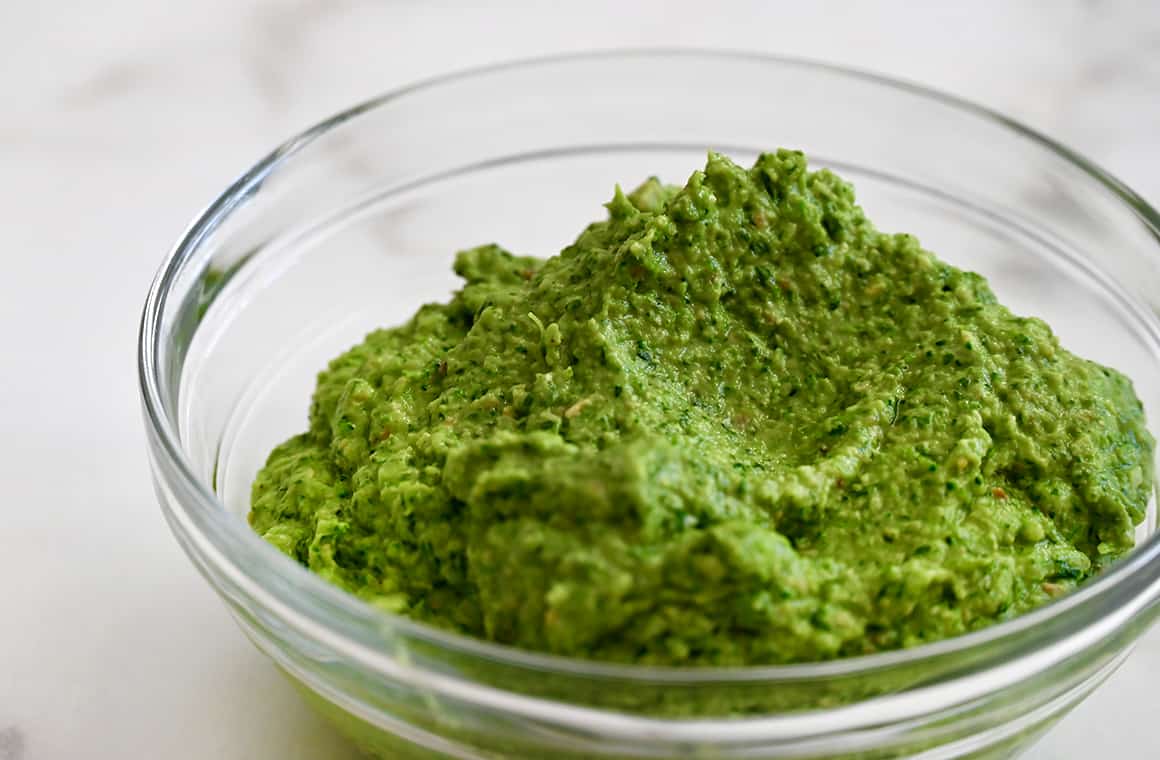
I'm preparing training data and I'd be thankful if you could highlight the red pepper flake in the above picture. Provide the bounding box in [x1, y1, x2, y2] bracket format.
[992, 487, 1007, 500]
[520, 269, 535, 281]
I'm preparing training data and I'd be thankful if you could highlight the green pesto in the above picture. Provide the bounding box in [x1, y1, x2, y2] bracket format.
[250, 151, 1154, 666]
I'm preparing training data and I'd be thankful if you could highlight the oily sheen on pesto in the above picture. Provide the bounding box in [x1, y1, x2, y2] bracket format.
[249, 151, 1154, 666]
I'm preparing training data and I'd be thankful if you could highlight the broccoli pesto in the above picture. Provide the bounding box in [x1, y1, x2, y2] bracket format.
[250, 151, 1153, 665]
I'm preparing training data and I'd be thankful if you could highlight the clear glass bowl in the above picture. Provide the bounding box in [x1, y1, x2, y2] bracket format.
[139, 52, 1160, 759]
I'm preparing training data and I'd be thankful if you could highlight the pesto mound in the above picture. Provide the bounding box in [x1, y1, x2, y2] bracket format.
[250, 151, 1153, 665]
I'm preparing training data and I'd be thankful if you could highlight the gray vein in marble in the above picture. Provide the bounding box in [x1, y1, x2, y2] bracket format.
[0, 727, 24, 760]
[59, 59, 154, 108]
[243, 0, 362, 112]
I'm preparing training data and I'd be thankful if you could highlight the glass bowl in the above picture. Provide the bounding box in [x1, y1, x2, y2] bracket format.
[139, 51, 1160, 759]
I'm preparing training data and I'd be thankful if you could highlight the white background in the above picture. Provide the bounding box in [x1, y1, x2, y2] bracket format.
[3, 2, 1159, 758]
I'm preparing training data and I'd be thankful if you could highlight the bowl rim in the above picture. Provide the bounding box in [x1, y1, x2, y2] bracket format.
[139, 48, 1160, 703]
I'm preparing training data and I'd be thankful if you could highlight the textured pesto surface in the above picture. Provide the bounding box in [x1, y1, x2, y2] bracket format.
[250, 151, 1153, 666]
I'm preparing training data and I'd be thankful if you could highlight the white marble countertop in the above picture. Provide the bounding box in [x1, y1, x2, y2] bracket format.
[3, 1, 1158, 758]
